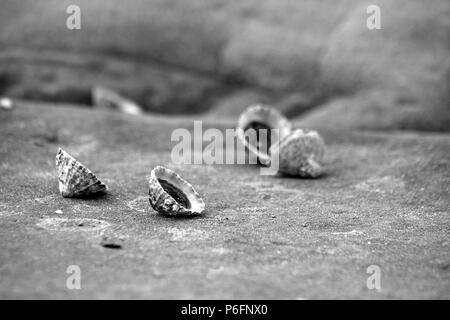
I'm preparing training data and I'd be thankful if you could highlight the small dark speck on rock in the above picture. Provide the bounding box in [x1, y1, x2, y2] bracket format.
[100, 236, 124, 249]
[439, 264, 450, 271]
[263, 194, 271, 200]
[101, 242, 122, 249]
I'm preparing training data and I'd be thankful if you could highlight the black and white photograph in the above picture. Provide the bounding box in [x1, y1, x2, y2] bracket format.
[0, 0, 449, 306]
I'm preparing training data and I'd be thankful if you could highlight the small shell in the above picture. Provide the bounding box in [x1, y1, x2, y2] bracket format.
[148, 166, 205, 216]
[269, 129, 326, 178]
[92, 86, 142, 115]
[237, 104, 292, 164]
[0, 97, 13, 111]
[56, 148, 108, 197]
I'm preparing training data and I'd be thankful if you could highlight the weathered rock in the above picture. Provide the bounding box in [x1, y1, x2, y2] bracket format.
[0, 102, 448, 299]
[304, 0, 450, 131]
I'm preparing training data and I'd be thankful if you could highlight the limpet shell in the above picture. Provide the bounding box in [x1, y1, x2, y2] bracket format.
[92, 86, 142, 115]
[237, 104, 292, 164]
[56, 148, 108, 197]
[148, 166, 205, 216]
[269, 129, 326, 178]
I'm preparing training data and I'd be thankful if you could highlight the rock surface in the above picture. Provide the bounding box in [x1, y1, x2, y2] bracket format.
[0, 102, 449, 299]
[1, 0, 449, 130]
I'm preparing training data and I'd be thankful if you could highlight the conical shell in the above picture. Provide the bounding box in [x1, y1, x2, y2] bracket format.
[56, 148, 108, 197]
[92, 86, 142, 115]
[269, 129, 325, 178]
[237, 104, 292, 164]
[148, 166, 205, 216]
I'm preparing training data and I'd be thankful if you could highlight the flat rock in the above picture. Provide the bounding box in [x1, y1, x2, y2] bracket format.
[0, 102, 449, 299]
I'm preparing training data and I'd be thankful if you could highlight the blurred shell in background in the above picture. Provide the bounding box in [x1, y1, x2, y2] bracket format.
[92, 87, 143, 116]
[0, 97, 13, 111]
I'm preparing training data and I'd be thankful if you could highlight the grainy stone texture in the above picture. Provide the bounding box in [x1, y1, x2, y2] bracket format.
[0, 102, 449, 299]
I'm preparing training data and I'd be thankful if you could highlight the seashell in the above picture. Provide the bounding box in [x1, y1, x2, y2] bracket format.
[56, 148, 108, 197]
[269, 129, 326, 178]
[0, 97, 13, 111]
[148, 166, 205, 216]
[92, 86, 142, 115]
[237, 104, 292, 164]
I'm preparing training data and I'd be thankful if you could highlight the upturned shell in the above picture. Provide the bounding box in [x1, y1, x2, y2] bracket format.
[269, 129, 326, 178]
[56, 148, 108, 197]
[92, 86, 142, 115]
[148, 166, 205, 216]
[237, 104, 292, 164]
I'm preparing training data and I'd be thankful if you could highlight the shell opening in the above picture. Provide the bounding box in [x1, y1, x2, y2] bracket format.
[244, 121, 273, 157]
[158, 179, 191, 209]
[149, 166, 205, 215]
[237, 105, 292, 165]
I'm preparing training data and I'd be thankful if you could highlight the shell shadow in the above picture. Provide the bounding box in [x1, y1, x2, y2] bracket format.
[151, 211, 208, 221]
[62, 190, 114, 202]
[271, 170, 332, 180]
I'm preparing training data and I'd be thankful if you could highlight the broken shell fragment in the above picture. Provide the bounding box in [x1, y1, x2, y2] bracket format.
[92, 86, 142, 115]
[148, 166, 205, 216]
[56, 148, 108, 198]
[237, 104, 292, 164]
[269, 129, 326, 178]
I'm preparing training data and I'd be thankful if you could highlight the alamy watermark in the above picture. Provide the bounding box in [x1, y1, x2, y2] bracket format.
[171, 121, 280, 175]
[366, 5, 381, 30]
[66, 5, 81, 30]
[65, 4, 380, 31]
[66, 265, 81, 290]
[366, 265, 381, 291]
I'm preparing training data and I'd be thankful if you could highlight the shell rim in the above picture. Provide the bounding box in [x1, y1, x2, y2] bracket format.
[237, 104, 292, 165]
[150, 165, 205, 214]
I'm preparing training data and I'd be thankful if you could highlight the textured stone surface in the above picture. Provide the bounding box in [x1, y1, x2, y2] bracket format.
[0, 102, 449, 299]
[1, 0, 449, 130]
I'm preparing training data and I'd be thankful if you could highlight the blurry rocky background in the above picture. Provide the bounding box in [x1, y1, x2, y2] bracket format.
[0, 0, 449, 130]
